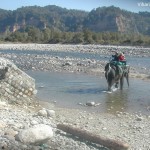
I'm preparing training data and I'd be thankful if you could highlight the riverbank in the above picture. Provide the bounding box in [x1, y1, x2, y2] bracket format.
[0, 100, 150, 150]
[0, 44, 150, 150]
[0, 43, 150, 79]
[0, 44, 150, 56]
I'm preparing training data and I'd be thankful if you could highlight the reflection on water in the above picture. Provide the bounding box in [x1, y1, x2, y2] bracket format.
[26, 71, 150, 115]
[105, 90, 129, 114]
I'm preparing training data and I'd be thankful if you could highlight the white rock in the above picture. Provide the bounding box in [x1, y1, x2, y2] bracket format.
[30, 120, 38, 125]
[38, 109, 47, 117]
[0, 101, 7, 106]
[46, 109, 55, 117]
[15, 124, 53, 144]
[86, 101, 95, 106]
[33, 89, 37, 94]
[0, 121, 7, 128]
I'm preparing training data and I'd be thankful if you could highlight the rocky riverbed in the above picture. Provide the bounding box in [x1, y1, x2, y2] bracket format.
[0, 44, 150, 150]
[0, 44, 150, 78]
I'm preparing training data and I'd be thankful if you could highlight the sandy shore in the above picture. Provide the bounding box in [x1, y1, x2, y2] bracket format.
[0, 44, 150, 150]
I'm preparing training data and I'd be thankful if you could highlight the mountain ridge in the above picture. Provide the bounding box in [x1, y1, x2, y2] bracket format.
[0, 5, 150, 35]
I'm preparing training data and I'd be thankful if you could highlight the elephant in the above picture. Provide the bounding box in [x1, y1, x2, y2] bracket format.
[104, 62, 129, 91]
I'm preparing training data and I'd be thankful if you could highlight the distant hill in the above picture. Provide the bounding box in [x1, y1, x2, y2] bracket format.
[0, 5, 150, 35]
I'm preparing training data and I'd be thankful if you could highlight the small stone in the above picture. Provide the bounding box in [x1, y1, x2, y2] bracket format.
[86, 101, 95, 106]
[102, 127, 107, 130]
[46, 109, 55, 117]
[4, 128, 18, 137]
[136, 116, 143, 121]
[1, 142, 8, 149]
[30, 120, 38, 125]
[38, 109, 47, 117]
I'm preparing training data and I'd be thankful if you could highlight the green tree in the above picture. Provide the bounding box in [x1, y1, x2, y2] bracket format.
[83, 29, 94, 44]
[26, 27, 42, 42]
[43, 28, 51, 42]
[72, 32, 84, 43]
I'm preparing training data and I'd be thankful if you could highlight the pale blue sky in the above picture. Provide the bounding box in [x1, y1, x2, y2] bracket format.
[0, 0, 150, 12]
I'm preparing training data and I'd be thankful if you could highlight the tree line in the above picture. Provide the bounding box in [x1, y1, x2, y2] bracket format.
[1, 27, 150, 46]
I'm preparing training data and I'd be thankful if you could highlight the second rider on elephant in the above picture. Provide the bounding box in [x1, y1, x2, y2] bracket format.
[110, 51, 126, 76]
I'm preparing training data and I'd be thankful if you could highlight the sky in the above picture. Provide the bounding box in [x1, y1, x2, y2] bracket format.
[0, 0, 150, 13]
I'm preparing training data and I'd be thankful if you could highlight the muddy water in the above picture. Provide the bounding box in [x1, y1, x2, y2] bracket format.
[26, 71, 150, 115]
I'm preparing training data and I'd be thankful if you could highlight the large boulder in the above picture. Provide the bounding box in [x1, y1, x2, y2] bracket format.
[15, 124, 53, 144]
[0, 57, 37, 105]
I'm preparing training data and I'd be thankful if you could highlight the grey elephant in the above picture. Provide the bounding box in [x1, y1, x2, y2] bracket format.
[104, 63, 129, 91]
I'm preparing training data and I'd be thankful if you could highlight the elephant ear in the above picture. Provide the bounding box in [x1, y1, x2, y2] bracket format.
[104, 63, 109, 71]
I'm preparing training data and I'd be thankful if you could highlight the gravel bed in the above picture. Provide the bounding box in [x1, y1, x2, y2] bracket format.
[0, 44, 150, 78]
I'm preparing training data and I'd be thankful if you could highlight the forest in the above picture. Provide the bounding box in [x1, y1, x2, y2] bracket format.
[0, 5, 150, 45]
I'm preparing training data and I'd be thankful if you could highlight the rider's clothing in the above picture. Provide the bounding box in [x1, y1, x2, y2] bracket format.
[110, 52, 127, 75]
[118, 54, 125, 61]
[112, 54, 119, 61]
[118, 53, 126, 65]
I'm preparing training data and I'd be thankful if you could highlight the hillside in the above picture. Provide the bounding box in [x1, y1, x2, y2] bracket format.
[0, 5, 150, 35]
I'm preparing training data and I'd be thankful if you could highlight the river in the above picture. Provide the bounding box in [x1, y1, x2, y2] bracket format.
[0, 48, 150, 115]
[26, 70, 150, 115]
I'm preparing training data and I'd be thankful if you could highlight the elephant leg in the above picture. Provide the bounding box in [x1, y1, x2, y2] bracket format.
[107, 81, 111, 91]
[120, 75, 124, 90]
[108, 79, 115, 91]
[124, 71, 129, 87]
[115, 82, 119, 88]
[126, 73, 129, 87]
[108, 81, 112, 91]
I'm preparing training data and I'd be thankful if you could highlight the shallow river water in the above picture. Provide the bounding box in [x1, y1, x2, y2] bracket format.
[26, 71, 150, 115]
[0, 48, 150, 115]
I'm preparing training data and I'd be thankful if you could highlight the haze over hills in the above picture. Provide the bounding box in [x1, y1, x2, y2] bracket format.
[0, 5, 150, 35]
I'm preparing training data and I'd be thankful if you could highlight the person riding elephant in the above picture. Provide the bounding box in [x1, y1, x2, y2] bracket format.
[105, 51, 129, 91]
[111, 52, 126, 75]
[118, 52, 126, 65]
[111, 52, 119, 62]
